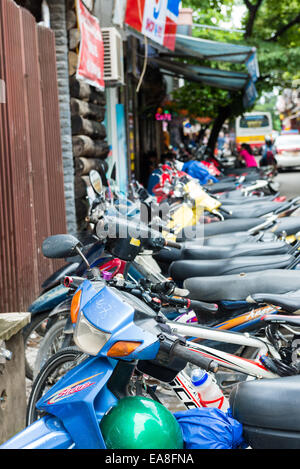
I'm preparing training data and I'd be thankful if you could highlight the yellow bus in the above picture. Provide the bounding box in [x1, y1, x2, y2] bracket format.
[235, 112, 273, 154]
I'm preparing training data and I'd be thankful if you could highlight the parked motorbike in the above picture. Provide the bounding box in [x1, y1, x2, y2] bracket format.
[2, 234, 220, 449]
[30, 208, 300, 383]
[4, 233, 300, 448]
[23, 169, 300, 380]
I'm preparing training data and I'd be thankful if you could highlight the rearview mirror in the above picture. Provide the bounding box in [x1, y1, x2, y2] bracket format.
[89, 170, 103, 196]
[42, 235, 83, 259]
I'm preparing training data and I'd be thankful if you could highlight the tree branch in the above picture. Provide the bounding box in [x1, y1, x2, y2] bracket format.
[243, 0, 254, 10]
[244, 0, 264, 38]
[267, 13, 300, 41]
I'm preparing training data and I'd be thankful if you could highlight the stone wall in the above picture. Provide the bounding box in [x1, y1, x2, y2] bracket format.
[0, 313, 30, 444]
[49, 0, 77, 235]
[66, 0, 109, 231]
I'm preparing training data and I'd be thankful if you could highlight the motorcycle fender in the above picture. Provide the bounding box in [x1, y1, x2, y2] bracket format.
[0, 415, 74, 449]
[48, 298, 72, 319]
[36, 355, 117, 449]
[28, 285, 69, 314]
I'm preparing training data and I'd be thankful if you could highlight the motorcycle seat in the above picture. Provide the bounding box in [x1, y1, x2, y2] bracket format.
[181, 241, 290, 260]
[177, 218, 267, 241]
[178, 216, 300, 242]
[224, 166, 259, 176]
[204, 174, 266, 194]
[169, 254, 293, 282]
[204, 231, 278, 246]
[230, 375, 300, 435]
[250, 290, 300, 313]
[223, 201, 287, 219]
[271, 216, 300, 237]
[154, 241, 290, 265]
[183, 269, 300, 302]
[204, 181, 240, 194]
[262, 314, 300, 326]
[220, 195, 276, 205]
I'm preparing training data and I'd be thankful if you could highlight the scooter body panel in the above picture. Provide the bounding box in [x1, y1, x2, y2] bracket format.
[37, 355, 117, 449]
[0, 415, 74, 449]
[28, 284, 69, 314]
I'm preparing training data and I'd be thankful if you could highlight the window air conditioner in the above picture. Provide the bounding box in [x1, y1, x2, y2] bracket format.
[101, 27, 124, 86]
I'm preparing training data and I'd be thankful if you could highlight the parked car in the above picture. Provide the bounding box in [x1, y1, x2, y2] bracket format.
[275, 133, 300, 169]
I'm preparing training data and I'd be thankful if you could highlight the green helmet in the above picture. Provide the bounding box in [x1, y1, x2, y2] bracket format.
[100, 396, 184, 449]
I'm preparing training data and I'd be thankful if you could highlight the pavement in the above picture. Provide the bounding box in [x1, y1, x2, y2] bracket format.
[275, 169, 300, 199]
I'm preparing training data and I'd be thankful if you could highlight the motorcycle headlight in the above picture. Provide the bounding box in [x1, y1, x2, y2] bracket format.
[74, 311, 111, 356]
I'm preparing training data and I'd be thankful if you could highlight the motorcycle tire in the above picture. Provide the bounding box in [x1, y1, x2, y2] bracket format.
[23, 311, 52, 381]
[33, 319, 74, 379]
[26, 347, 84, 425]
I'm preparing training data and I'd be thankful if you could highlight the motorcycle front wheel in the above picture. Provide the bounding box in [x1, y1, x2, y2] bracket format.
[33, 319, 73, 378]
[26, 347, 84, 425]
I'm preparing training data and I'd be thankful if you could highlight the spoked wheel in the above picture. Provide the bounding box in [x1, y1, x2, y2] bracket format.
[34, 319, 74, 378]
[26, 347, 85, 425]
[23, 312, 51, 381]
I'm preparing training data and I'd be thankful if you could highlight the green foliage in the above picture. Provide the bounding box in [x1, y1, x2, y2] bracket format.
[172, 0, 300, 148]
[243, 0, 300, 91]
[244, 0, 300, 45]
[171, 84, 232, 119]
[254, 95, 282, 131]
[171, 0, 245, 119]
[174, 0, 300, 116]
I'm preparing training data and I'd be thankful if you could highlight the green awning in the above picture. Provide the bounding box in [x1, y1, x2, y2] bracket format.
[173, 34, 256, 64]
[150, 57, 249, 91]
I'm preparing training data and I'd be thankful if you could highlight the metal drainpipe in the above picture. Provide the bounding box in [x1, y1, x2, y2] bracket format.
[40, 0, 50, 28]
[48, 0, 77, 235]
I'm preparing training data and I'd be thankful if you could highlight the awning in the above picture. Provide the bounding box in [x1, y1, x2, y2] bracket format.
[149, 57, 249, 91]
[149, 32, 259, 92]
[172, 34, 256, 64]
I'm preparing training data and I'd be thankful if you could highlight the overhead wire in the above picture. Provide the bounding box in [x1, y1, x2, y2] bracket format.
[136, 0, 148, 93]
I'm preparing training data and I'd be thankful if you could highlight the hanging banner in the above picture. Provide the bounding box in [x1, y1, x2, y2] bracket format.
[243, 79, 258, 109]
[246, 52, 260, 83]
[125, 0, 180, 50]
[76, 0, 105, 91]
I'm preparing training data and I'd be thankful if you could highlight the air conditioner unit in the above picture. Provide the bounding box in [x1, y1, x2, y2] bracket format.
[101, 27, 124, 86]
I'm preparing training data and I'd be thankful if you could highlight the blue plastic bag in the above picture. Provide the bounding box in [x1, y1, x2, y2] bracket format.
[147, 168, 161, 195]
[174, 408, 246, 449]
[182, 160, 219, 185]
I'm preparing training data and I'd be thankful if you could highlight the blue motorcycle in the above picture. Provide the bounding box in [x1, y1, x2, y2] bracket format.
[3, 234, 300, 449]
[2, 234, 218, 449]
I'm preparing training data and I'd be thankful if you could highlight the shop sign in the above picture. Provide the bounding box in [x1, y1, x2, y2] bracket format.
[155, 108, 172, 121]
[125, 0, 180, 50]
[76, 0, 105, 91]
[155, 112, 172, 121]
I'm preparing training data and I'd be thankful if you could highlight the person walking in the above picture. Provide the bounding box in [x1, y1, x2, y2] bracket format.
[239, 143, 258, 168]
[260, 136, 277, 168]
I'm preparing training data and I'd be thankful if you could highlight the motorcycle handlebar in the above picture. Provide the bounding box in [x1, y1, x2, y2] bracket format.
[159, 294, 218, 315]
[164, 239, 181, 249]
[172, 342, 218, 373]
[219, 206, 232, 216]
[189, 299, 218, 314]
[63, 276, 85, 289]
[274, 196, 300, 215]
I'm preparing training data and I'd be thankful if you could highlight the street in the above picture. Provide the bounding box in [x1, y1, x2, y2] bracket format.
[276, 170, 300, 199]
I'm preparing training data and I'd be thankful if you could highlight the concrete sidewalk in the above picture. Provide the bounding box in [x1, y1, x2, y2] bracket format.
[276, 170, 300, 199]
